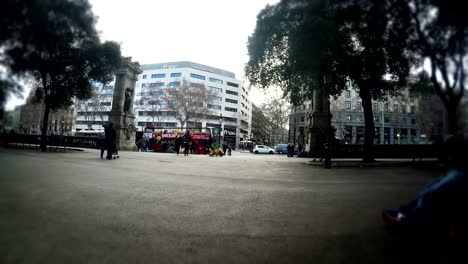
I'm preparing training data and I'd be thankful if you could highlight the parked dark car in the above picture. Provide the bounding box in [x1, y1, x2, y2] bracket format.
[275, 144, 288, 154]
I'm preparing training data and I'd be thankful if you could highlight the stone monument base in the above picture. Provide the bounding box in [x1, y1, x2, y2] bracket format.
[108, 111, 136, 151]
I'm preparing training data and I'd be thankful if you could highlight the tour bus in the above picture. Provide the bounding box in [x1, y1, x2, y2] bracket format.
[143, 126, 217, 154]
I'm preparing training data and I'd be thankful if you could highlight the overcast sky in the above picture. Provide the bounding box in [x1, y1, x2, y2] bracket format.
[5, 0, 280, 110]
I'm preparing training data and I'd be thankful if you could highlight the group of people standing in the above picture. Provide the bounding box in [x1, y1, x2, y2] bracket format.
[174, 130, 192, 156]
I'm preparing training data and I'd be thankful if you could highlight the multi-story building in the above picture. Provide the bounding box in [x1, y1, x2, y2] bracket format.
[251, 103, 272, 145]
[18, 95, 74, 135]
[331, 88, 420, 144]
[288, 100, 312, 146]
[75, 61, 252, 148]
[289, 88, 431, 145]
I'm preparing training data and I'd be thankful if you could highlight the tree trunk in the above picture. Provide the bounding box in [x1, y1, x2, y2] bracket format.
[360, 88, 375, 162]
[446, 103, 459, 135]
[40, 103, 50, 152]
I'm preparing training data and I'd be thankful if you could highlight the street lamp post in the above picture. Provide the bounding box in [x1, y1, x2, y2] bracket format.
[218, 113, 223, 145]
[324, 74, 332, 169]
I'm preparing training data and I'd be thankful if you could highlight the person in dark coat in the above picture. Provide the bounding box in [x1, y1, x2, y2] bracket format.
[105, 123, 117, 160]
[183, 131, 191, 156]
[175, 135, 183, 155]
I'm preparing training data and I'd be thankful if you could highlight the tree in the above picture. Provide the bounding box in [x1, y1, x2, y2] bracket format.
[246, 0, 412, 162]
[393, 0, 467, 134]
[135, 83, 165, 126]
[75, 90, 108, 130]
[0, 0, 121, 151]
[261, 96, 290, 146]
[163, 79, 217, 128]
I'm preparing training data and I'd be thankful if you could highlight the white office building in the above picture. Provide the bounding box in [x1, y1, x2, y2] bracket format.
[75, 61, 252, 148]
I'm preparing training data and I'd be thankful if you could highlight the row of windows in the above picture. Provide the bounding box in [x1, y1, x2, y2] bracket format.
[339, 114, 417, 125]
[142, 73, 182, 79]
[225, 107, 238, 112]
[226, 81, 238, 88]
[225, 98, 238, 104]
[209, 77, 223, 84]
[226, 90, 238, 96]
[209, 86, 222, 93]
[190, 73, 205, 80]
[344, 101, 416, 113]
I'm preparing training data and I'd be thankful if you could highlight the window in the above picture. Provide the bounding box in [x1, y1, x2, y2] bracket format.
[170, 73, 181, 78]
[357, 115, 363, 122]
[374, 115, 379, 122]
[347, 115, 352, 121]
[225, 107, 238, 112]
[301, 116, 305, 122]
[384, 116, 390, 123]
[209, 86, 222, 93]
[373, 103, 379, 112]
[402, 118, 407, 124]
[141, 83, 147, 88]
[150, 82, 165, 88]
[169, 81, 180, 87]
[151, 73, 165, 78]
[410, 105, 416, 114]
[357, 102, 362, 111]
[151, 91, 165, 96]
[104, 94, 113, 99]
[226, 81, 239, 88]
[345, 101, 351, 110]
[100, 102, 111, 106]
[411, 118, 416, 125]
[225, 98, 238, 104]
[190, 73, 205, 80]
[142, 75, 147, 79]
[215, 96, 222, 101]
[345, 90, 351, 98]
[140, 92, 146, 96]
[209, 77, 223, 84]
[209, 104, 221, 110]
[190, 82, 204, 88]
[384, 103, 389, 112]
[103, 85, 113, 90]
[393, 104, 398, 113]
[226, 90, 238, 96]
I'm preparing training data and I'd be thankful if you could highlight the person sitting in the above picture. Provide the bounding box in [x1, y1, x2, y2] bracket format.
[382, 133, 467, 226]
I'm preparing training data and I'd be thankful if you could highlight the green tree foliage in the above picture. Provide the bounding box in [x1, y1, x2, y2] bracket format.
[393, 0, 467, 134]
[0, 0, 121, 151]
[246, 0, 412, 162]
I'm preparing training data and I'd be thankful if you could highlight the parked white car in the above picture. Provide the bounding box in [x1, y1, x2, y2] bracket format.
[253, 145, 275, 154]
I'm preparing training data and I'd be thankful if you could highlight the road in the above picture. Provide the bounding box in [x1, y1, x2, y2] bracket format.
[0, 148, 443, 263]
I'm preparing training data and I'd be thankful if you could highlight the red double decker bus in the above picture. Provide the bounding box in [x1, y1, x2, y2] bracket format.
[142, 126, 217, 154]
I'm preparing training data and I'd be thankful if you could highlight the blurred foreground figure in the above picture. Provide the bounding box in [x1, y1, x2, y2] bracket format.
[382, 132, 467, 226]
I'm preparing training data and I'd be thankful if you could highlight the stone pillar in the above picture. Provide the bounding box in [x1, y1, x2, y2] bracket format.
[306, 89, 329, 153]
[108, 57, 142, 151]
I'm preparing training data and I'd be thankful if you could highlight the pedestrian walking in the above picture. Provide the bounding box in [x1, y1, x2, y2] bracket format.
[227, 144, 232, 156]
[287, 143, 294, 157]
[98, 133, 106, 159]
[183, 130, 191, 156]
[105, 123, 117, 160]
[175, 135, 183, 155]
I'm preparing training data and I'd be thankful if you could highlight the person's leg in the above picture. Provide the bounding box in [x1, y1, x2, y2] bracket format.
[106, 144, 112, 159]
[384, 169, 466, 224]
[100, 147, 105, 159]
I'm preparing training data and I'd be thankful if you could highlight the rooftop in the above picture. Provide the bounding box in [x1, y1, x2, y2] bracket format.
[140, 61, 236, 79]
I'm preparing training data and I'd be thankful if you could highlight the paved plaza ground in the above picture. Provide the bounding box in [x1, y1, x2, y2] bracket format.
[0, 147, 454, 263]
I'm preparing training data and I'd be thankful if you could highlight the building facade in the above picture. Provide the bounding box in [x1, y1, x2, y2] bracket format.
[75, 61, 252, 148]
[288, 101, 312, 146]
[289, 88, 432, 145]
[18, 95, 74, 135]
[251, 103, 272, 145]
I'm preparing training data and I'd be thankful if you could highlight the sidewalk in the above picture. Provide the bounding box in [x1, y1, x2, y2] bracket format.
[308, 158, 440, 168]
